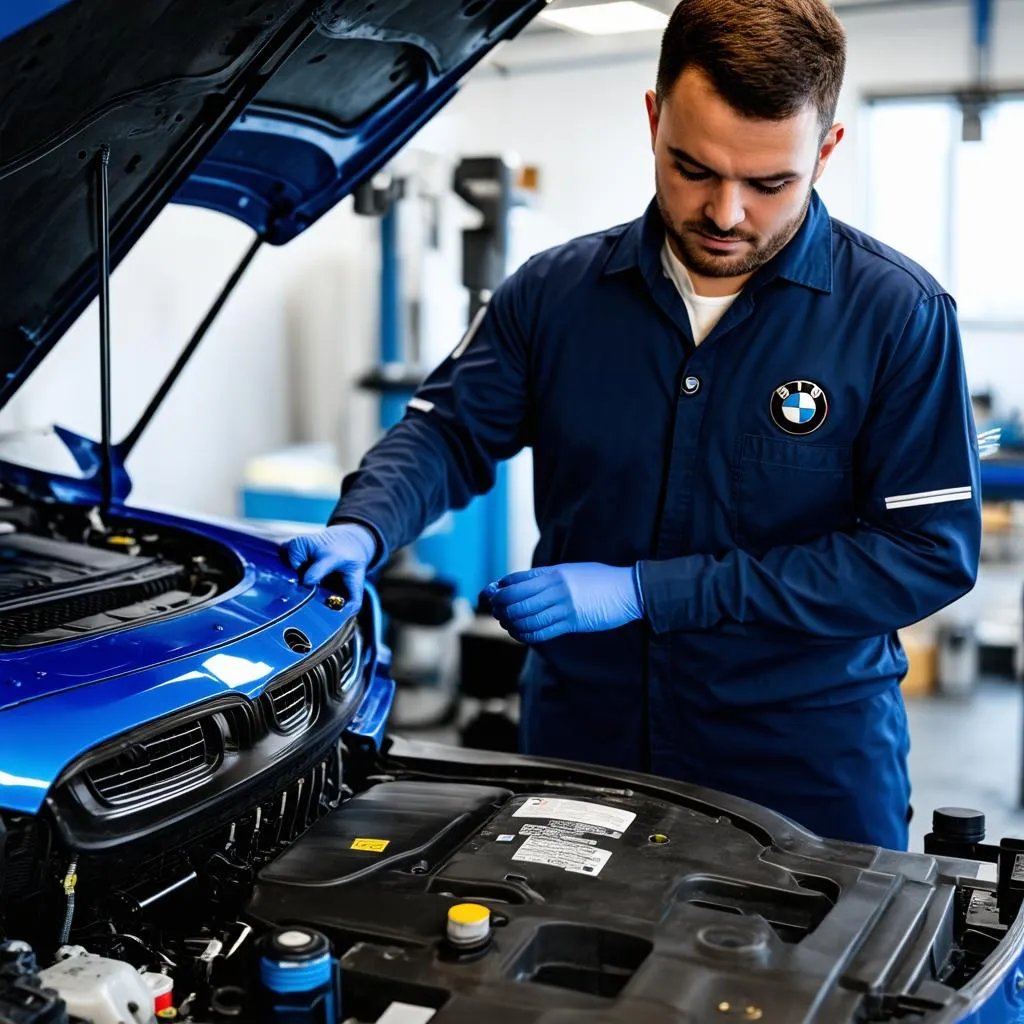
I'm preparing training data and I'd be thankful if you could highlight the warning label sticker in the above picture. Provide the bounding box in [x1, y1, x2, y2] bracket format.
[351, 838, 390, 853]
[1013, 853, 1024, 884]
[511, 836, 612, 877]
[513, 798, 635, 836]
[518, 824, 598, 846]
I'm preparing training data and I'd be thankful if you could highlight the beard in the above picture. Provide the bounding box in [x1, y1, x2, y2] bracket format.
[655, 169, 813, 280]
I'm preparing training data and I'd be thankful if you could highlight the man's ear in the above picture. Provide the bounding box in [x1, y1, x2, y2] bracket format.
[813, 122, 844, 182]
[645, 90, 660, 154]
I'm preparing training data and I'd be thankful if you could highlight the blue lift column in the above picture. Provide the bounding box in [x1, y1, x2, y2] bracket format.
[377, 197, 412, 430]
[353, 164, 515, 603]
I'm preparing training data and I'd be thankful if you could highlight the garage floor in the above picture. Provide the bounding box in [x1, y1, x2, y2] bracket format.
[906, 678, 1024, 853]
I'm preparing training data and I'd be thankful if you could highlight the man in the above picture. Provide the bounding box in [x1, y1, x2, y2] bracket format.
[284, 0, 981, 851]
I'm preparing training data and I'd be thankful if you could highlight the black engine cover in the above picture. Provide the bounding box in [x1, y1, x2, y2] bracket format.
[245, 779, 940, 1022]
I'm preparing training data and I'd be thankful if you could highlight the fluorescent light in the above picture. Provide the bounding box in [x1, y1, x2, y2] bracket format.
[539, 1, 668, 36]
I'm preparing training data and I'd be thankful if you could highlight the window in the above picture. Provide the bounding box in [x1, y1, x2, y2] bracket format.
[864, 96, 1024, 325]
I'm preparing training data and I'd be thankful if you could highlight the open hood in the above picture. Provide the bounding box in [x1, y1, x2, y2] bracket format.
[0, 0, 545, 423]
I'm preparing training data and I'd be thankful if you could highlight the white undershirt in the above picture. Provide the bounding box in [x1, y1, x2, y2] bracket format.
[660, 237, 741, 345]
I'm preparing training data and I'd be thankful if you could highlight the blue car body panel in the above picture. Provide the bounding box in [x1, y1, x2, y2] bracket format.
[174, 93, 457, 243]
[172, 4, 544, 242]
[0, 499, 393, 815]
[0, 429, 132, 507]
[0, 0, 76, 44]
[0, 0, 545, 410]
[958, 913, 1024, 1023]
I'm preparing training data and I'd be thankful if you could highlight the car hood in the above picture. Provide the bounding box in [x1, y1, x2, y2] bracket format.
[0, 0, 544, 414]
[0, 502, 394, 814]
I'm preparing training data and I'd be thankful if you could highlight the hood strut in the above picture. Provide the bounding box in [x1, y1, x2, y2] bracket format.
[121, 235, 263, 458]
[96, 145, 114, 513]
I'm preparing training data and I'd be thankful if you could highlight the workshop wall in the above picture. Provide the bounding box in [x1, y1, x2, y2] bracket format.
[0, 199, 380, 520]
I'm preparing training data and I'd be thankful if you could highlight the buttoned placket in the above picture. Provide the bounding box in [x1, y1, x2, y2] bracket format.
[638, 252, 760, 770]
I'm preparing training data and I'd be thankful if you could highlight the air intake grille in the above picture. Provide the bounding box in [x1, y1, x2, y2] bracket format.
[263, 674, 317, 736]
[321, 631, 360, 700]
[0, 572, 188, 647]
[85, 717, 221, 811]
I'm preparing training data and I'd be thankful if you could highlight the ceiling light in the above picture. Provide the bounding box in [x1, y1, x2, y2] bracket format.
[538, 2, 669, 36]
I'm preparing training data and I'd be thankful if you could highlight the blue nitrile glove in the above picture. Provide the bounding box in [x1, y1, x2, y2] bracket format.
[282, 523, 378, 606]
[484, 563, 644, 644]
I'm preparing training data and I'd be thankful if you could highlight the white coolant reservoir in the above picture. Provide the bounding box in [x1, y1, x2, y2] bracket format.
[38, 953, 156, 1024]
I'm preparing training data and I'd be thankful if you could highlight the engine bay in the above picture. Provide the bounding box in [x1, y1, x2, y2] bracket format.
[0, 496, 1018, 1024]
[0, 499, 240, 649]
[1, 739, 1021, 1024]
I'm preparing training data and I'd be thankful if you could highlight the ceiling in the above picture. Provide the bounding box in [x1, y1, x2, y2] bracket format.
[488, 0, 976, 77]
[521, 0, 960, 37]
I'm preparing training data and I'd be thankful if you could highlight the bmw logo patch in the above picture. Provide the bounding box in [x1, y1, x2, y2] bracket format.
[770, 380, 828, 435]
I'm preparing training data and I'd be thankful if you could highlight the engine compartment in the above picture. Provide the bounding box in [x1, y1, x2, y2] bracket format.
[1, 742, 1020, 1024]
[0, 500, 1019, 1024]
[0, 500, 240, 649]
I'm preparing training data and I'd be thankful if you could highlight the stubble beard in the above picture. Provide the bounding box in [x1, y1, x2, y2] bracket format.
[655, 169, 813, 280]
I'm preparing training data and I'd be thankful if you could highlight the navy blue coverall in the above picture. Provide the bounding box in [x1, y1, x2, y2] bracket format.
[332, 192, 982, 850]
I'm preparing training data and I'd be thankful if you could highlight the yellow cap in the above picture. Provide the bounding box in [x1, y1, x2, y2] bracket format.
[447, 903, 491, 946]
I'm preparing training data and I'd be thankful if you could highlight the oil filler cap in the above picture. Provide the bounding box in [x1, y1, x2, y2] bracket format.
[446, 903, 491, 948]
[932, 807, 986, 845]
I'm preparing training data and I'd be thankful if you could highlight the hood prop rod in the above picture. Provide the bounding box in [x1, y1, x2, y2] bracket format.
[122, 235, 263, 458]
[96, 145, 114, 513]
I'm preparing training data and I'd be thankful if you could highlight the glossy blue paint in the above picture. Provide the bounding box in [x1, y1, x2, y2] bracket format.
[955, 906, 1024, 1023]
[174, 82, 450, 243]
[172, 2, 547, 244]
[0, 501, 391, 814]
[0, 427, 131, 505]
[342, 584, 395, 755]
[0, 0, 75, 44]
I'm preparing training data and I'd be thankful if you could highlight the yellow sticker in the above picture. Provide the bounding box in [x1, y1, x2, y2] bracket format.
[351, 838, 389, 853]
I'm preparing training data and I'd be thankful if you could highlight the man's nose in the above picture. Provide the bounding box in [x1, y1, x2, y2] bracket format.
[704, 181, 745, 232]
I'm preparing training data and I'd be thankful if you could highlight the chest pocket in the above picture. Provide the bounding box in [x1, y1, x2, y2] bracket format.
[733, 434, 854, 553]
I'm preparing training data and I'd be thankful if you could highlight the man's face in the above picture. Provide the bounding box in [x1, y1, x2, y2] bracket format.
[646, 68, 843, 295]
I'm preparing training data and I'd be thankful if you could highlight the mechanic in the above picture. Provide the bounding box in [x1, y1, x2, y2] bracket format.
[284, 0, 981, 851]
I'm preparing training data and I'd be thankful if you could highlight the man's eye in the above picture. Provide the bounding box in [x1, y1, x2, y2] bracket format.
[751, 180, 790, 196]
[674, 163, 711, 182]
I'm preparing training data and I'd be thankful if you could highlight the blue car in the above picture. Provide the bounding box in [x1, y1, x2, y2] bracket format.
[1, 3, 1023, 1023]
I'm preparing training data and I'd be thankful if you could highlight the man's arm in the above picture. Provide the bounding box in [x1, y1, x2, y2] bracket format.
[327, 266, 534, 567]
[639, 293, 981, 638]
[488, 293, 980, 645]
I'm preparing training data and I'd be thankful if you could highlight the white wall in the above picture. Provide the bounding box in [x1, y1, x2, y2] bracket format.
[0, 200, 380, 518]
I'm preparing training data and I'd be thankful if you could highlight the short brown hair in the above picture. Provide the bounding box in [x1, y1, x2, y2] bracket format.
[656, 0, 847, 138]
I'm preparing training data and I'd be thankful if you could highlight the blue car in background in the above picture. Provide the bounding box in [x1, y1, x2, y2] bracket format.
[1, 3, 1024, 1022]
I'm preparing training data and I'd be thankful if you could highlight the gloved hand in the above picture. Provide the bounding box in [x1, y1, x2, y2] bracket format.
[484, 563, 644, 644]
[282, 523, 378, 606]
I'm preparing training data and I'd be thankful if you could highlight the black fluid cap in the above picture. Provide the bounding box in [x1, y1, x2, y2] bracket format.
[932, 807, 986, 844]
